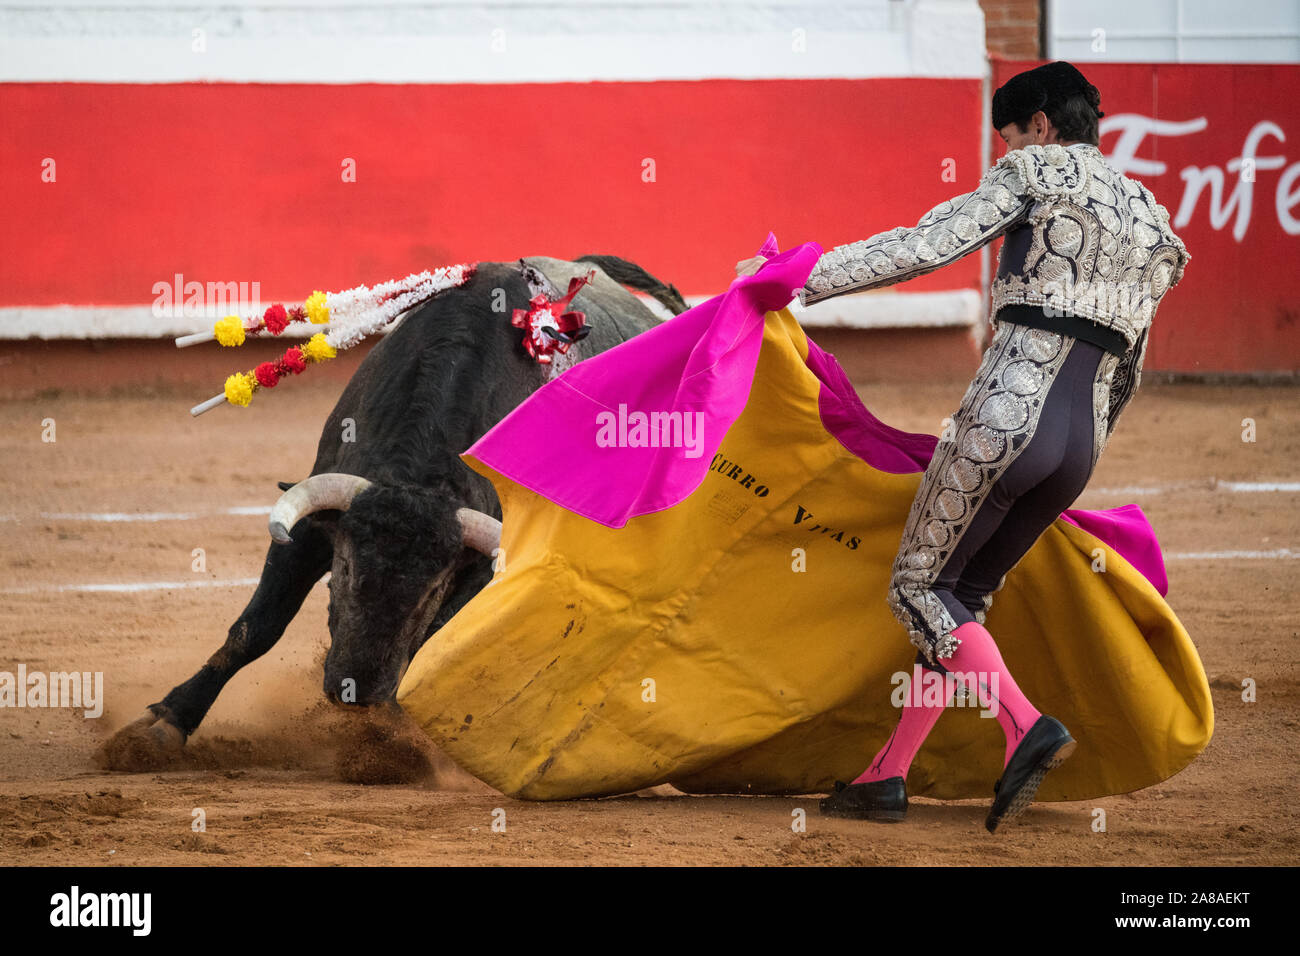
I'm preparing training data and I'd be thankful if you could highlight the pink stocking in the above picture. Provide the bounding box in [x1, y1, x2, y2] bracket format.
[945, 620, 1042, 766]
[853, 670, 952, 783]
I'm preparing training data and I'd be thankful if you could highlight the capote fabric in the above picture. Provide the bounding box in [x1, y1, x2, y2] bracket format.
[396, 237, 1213, 801]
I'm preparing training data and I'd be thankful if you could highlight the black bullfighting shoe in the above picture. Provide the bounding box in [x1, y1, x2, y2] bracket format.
[819, 777, 907, 822]
[985, 715, 1076, 833]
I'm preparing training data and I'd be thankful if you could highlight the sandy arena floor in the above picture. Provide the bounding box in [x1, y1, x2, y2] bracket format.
[0, 368, 1296, 866]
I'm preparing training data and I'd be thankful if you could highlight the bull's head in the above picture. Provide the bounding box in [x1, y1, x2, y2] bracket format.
[267, 474, 501, 707]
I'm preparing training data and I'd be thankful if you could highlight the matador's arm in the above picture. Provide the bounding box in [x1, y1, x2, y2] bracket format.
[799, 157, 1034, 306]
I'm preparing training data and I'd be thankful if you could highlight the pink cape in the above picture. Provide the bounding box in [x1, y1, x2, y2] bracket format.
[464, 235, 1169, 597]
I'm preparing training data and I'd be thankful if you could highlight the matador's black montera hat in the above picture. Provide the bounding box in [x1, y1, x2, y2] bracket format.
[991, 61, 1104, 130]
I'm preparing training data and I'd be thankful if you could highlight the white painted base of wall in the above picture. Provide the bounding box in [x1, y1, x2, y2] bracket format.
[0, 290, 981, 340]
[0, 307, 326, 340]
[662, 289, 982, 329]
[790, 289, 981, 329]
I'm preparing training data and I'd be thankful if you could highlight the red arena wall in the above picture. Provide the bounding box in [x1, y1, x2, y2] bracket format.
[0, 79, 983, 306]
[4, 63, 1297, 376]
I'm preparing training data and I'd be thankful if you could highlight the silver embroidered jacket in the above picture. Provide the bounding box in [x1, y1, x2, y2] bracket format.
[799, 143, 1190, 434]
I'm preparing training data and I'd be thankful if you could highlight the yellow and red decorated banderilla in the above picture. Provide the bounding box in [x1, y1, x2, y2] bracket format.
[179, 266, 477, 416]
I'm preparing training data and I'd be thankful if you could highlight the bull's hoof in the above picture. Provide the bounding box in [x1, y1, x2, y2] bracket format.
[97, 711, 188, 772]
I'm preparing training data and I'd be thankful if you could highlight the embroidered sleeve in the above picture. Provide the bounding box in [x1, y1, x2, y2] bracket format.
[800, 157, 1034, 305]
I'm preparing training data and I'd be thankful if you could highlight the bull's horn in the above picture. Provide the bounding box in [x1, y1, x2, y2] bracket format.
[456, 508, 501, 555]
[269, 473, 373, 544]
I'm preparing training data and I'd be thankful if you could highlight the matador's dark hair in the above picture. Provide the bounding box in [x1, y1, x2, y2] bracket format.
[992, 61, 1104, 146]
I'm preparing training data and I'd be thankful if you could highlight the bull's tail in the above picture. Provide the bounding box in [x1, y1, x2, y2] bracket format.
[576, 254, 689, 316]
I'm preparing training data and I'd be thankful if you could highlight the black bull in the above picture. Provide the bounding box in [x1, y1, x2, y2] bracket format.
[103, 256, 686, 767]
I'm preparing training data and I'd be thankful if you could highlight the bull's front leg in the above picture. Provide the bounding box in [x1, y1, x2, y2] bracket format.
[100, 519, 333, 769]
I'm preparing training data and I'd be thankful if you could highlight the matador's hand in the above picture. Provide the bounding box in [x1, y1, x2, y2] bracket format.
[735, 255, 767, 277]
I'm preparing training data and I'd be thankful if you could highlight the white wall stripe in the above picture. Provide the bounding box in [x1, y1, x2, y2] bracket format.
[1, 289, 982, 340]
[0, 306, 345, 341]
[0, 0, 987, 83]
[792, 290, 982, 330]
